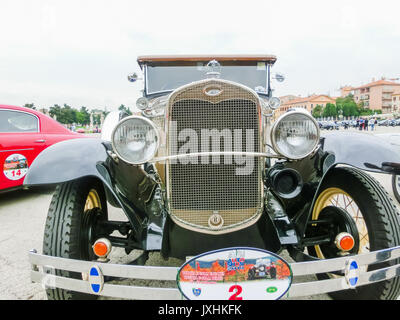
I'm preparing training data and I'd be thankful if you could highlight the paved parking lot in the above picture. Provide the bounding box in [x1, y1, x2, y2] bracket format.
[0, 127, 399, 300]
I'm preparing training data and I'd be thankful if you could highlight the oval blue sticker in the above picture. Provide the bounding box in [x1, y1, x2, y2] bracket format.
[88, 265, 104, 294]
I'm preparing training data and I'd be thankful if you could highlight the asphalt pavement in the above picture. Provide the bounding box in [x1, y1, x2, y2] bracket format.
[0, 127, 399, 300]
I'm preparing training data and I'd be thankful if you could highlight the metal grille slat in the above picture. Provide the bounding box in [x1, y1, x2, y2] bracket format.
[167, 80, 263, 233]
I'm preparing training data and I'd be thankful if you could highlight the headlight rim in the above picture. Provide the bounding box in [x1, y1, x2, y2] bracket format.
[270, 110, 320, 160]
[136, 97, 149, 110]
[268, 96, 281, 110]
[111, 115, 160, 165]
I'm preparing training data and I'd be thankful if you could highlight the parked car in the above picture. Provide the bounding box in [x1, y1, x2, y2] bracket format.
[378, 119, 390, 126]
[0, 105, 82, 192]
[25, 55, 400, 300]
[350, 120, 357, 127]
[340, 120, 350, 129]
[320, 121, 339, 130]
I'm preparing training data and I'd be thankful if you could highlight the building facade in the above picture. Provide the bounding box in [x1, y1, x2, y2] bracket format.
[340, 86, 353, 98]
[392, 89, 400, 113]
[277, 95, 336, 117]
[351, 79, 400, 113]
[279, 95, 299, 104]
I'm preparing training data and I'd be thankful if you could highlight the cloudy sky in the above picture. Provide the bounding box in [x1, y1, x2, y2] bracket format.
[1, 0, 400, 112]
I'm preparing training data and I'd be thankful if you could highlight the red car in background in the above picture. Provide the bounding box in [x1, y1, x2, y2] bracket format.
[0, 104, 82, 192]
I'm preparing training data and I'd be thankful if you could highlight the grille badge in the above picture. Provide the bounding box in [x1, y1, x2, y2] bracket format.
[203, 84, 223, 97]
[208, 212, 224, 229]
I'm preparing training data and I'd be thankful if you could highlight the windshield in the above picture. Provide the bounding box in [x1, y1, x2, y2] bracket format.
[145, 63, 269, 95]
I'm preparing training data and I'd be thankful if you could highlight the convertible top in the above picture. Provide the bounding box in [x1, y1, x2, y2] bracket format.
[137, 54, 277, 68]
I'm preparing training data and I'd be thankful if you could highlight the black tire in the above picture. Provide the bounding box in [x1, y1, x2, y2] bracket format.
[307, 167, 400, 300]
[392, 174, 400, 204]
[43, 177, 108, 300]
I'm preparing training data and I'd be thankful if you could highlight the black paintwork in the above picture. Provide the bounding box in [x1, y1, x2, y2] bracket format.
[23, 131, 400, 257]
[24, 138, 162, 251]
[163, 213, 282, 259]
[322, 132, 400, 173]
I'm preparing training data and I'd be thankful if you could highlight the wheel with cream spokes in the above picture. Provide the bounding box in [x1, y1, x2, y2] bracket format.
[306, 167, 400, 300]
[310, 188, 368, 259]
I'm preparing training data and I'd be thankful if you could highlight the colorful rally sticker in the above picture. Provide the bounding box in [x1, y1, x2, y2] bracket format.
[3, 154, 29, 181]
[177, 247, 293, 300]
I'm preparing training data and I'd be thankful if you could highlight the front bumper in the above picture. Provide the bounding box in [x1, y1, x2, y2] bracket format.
[29, 246, 400, 300]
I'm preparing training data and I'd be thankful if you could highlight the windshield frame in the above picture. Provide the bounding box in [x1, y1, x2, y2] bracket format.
[143, 62, 272, 98]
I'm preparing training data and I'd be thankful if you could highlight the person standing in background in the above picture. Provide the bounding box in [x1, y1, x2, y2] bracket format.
[359, 118, 364, 131]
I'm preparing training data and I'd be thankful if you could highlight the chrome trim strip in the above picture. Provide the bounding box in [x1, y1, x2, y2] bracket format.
[0, 148, 34, 153]
[29, 246, 400, 299]
[150, 151, 283, 163]
[31, 271, 182, 300]
[288, 263, 400, 298]
[290, 245, 400, 276]
[29, 253, 178, 280]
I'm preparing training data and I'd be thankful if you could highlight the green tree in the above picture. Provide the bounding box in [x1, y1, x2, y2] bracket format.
[23, 103, 36, 110]
[77, 106, 91, 125]
[49, 104, 62, 120]
[60, 104, 77, 124]
[118, 104, 132, 115]
[322, 103, 337, 118]
[312, 104, 323, 118]
[92, 114, 101, 125]
[336, 96, 359, 117]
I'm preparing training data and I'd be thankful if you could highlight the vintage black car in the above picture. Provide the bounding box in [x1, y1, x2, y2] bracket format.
[26, 55, 400, 300]
[247, 258, 277, 280]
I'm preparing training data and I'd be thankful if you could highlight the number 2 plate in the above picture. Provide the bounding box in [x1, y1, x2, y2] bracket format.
[176, 247, 293, 300]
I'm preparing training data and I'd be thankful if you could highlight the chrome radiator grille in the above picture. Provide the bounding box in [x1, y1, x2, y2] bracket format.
[167, 80, 263, 234]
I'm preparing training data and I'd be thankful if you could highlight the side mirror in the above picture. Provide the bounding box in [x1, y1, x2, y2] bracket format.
[273, 73, 285, 83]
[127, 72, 142, 83]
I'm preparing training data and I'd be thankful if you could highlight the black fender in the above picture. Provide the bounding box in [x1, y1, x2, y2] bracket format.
[321, 131, 400, 173]
[24, 138, 108, 186]
[23, 138, 154, 248]
[23, 138, 125, 213]
[292, 131, 400, 239]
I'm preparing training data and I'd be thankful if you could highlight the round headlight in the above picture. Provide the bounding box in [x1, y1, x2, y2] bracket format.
[111, 116, 159, 164]
[136, 97, 149, 110]
[269, 97, 281, 110]
[271, 111, 320, 159]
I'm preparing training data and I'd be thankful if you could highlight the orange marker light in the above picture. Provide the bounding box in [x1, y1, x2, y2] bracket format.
[93, 238, 111, 258]
[335, 233, 355, 252]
